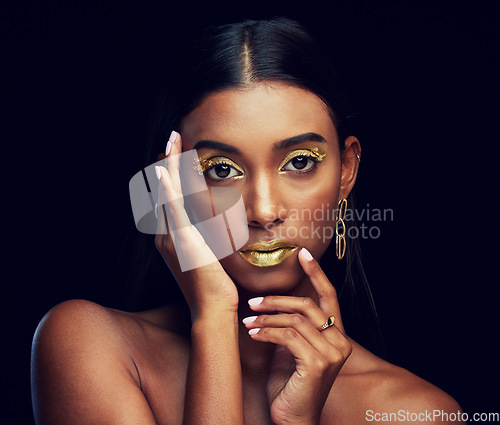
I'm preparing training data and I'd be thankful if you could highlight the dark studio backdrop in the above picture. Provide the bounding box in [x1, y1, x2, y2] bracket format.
[3, 1, 499, 424]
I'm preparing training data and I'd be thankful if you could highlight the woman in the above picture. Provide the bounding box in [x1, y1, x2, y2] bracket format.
[31, 18, 463, 425]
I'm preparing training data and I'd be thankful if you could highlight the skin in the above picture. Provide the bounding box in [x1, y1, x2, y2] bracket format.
[31, 82, 464, 425]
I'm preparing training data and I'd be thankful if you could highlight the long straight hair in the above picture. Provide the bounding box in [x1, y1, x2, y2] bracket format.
[126, 17, 385, 357]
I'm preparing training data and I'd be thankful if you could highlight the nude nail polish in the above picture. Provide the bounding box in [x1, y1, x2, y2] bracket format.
[168, 130, 177, 144]
[242, 316, 258, 325]
[300, 247, 313, 261]
[248, 328, 260, 335]
[155, 166, 161, 180]
[165, 141, 172, 156]
[248, 297, 264, 307]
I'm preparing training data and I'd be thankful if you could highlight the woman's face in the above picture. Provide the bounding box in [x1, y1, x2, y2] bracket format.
[181, 82, 359, 295]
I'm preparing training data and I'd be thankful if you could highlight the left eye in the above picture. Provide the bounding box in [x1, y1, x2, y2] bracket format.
[205, 163, 242, 180]
[282, 156, 316, 172]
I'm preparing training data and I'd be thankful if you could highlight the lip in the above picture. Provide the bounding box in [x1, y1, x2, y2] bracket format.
[239, 240, 298, 267]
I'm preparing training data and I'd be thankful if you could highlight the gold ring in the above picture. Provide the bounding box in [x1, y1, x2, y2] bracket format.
[317, 315, 336, 332]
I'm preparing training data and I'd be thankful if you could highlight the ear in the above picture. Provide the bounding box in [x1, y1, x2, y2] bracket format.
[339, 136, 361, 200]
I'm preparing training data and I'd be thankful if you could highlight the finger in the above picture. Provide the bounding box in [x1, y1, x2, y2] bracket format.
[156, 131, 182, 228]
[155, 133, 182, 259]
[156, 161, 220, 271]
[298, 248, 345, 333]
[243, 313, 347, 356]
[247, 295, 325, 329]
[155, 191, 168, 238]
[164, 130, 182, 192]
[156, 165, 190, 231]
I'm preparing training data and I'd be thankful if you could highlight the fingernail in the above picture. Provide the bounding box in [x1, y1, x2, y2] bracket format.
[300, 247, 313, 261]
[248, 297, 264, 307]
[165, 141, 172, 156]
[168, 130, 177, 144]
[248, 328, 260, 335]
[242, 316, 258, 325]
[155, 166, 161, 180]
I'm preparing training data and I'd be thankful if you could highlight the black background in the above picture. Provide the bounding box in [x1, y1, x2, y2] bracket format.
[3, 1, 499, 423]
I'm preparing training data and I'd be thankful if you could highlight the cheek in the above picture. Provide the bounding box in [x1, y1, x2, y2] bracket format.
[283, 166, 340, 217]
[289, 178, 338, 208]
[281, 171, 340, 253]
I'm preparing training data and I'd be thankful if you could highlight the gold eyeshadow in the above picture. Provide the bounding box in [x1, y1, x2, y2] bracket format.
[192, 147, 326, 179]
[194, 155, 245, 179]
[277, 146, 327, 173]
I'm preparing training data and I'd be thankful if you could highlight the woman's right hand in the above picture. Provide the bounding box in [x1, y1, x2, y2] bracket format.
[154, 131, 239, 319]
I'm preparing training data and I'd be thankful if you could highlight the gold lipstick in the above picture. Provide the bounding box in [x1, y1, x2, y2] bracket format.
[239, 240, 298, 267]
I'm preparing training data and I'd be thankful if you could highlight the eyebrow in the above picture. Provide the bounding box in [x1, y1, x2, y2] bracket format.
[192, 132, 327, 154]
[272, 132, 327, 150]
[193, 140, 241, 154]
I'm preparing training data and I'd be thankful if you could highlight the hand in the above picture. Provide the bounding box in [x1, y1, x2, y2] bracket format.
[155, 131, 239, 319]
[243, 248, 352, 425]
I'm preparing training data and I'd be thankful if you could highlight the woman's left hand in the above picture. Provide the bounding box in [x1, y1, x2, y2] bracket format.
[243, 248, 352, 425]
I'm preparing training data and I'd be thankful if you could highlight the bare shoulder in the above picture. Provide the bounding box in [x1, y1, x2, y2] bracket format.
[34, 298, 122, 338]
[31, 299, 189, 425]
[32, 299, 190, 362]
[32, 299, 132, 368]
[338, 340, 464, 424]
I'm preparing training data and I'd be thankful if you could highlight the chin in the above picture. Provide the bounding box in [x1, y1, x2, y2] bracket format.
[219, 251, 305, 296]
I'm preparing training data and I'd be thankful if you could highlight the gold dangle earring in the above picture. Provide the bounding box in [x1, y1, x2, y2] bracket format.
[336, 198, 347, 260]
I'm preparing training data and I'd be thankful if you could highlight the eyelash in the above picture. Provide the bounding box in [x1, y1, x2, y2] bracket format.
[280, 153, 321, 175]
[200, 150, 323, 183]
[200, 157, 244, 183]
[278, 148, 325, 175]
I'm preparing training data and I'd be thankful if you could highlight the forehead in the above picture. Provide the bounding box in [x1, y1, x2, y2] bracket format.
[180, 82, 339, 153]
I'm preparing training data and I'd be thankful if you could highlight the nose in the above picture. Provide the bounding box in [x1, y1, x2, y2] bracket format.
[244, 172, 286, 229]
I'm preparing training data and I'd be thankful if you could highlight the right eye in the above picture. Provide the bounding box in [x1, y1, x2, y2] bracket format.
[199, 156, 244, 182]
[205, 163, 242, 181]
